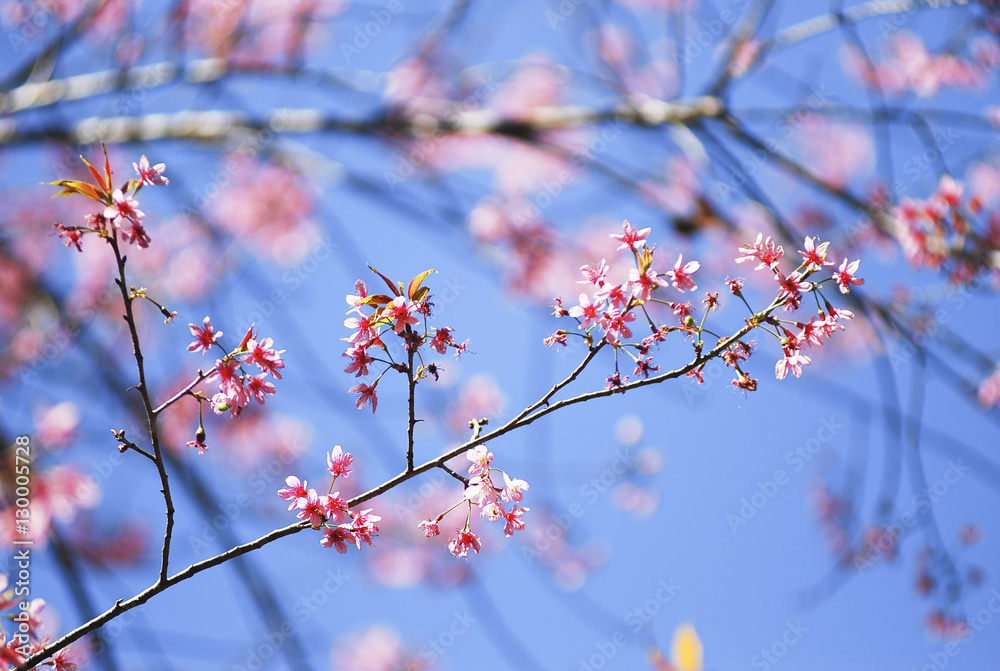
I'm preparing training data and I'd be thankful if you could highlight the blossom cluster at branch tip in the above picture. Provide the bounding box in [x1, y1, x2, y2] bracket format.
[51, 148, 168, 251]
[417, 445, 530, 559]
[183, 318, 285, 452]
[549, 221, 863, 391]
[278, 447, 380, 551]
[343, 267, 470, 412]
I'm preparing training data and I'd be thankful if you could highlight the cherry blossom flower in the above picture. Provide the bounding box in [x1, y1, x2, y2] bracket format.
[277, 476, 309, 510]
[568, 293, 603, 328]
[53, 222, 84, 251]
[242, 337, 285, 378]
[384, 296, 420, 333]
[297, 490, 328, 528]
[502, 505, 529, 537]
[601, 307, 635, 343]
[665, 254, 700, 292]
[324, 493, 350, 524]
[775, 343, 812, 380]
[736, 233, 783, 270]
[833, 258, 865, 294]
[429, 327, 455, 354]
[349, 509, 381, 549]
[346, 279, 369, 315]
[187, 317, 221, 354]
[327, 445, 354, 479]
[103, 189, 144, 227]
[579, 259, 609, 287]
[343, 345, 374, 377]
[349, 382, 378, 412]
[418, 519, 441, 537]
[321, 526, 355, 553]
[501, 473, 529, 503]
[611, 219, 651, 251]
[776, 271, 813, 309]
[246, 374, 276, 405]
[467, 445, 493, 477]
[133, 155, 169, 186]
[449, 528, 482, 558]
[627, 267, 661, 302]
[799, 236, 833, 271]
[634, 356, 660, 378]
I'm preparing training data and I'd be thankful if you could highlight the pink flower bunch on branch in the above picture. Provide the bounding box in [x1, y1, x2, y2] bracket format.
[417, 443, 530, 559]
[278, 446, 382, 553]
[547, 220, 864, 392]
[51, 146, 167, 251]
[890, 174, 1000, 285]
[343, 266, 469, 415]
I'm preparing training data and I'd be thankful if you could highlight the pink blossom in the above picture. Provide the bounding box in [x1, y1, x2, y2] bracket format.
[349, 382, 378, 412]
[665, 254, 700, 292]
[634, 356, 660, 378]
[579, 259, 609, 286]
[737, 233, 784, 270]
[324, 493, 350, 524]
[53, 222, 84, 251]
[775, 343, 812, 380]
[502, 505, 529, 537]
[346, 279, 369, 314]
[418, 519, 441, 537]
[186, 435, 209, 454]
[601, 307, 636, 343]
[467, 445, 493, 477]
[327, 445, 354, 479]
[321, 526, 355, 553]
[350, 509, 381, 549]
[133, 155, 168, 186]
[449, 528, 482, 558]
[627, 267, 661, 302]
[188, 316, 221, 354]
[429, 327, 455, 354]
[384, 296, 420, 333]
[465, 474, 499, 508]
[277, 476, 309, 510]
[344, 312, 376, 345]
[776, 271, 813, 309]
[568, 293, 603, 328]
[501, 472, 529, 503]
[103, 189, 144, 227]
[296, 489, 327, 528]
[798, 236, 833, 271]
[246, 374, 276, 405]
[343, 345, 374, 377]
[833, 258, 865, 294]
[242, 337, 285, 378]
[610, 219, 651, 251]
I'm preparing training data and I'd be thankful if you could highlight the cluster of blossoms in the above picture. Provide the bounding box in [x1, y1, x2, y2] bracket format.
[52, 149, 168, 251]
[546, 220, 704, 390]
[890, 174, 1000, 286]
[184, 318, 285, 452]
[734, 232, 862, 380]
[547, 220, 864, 391]
[343, 267, 469, 412]
[0, 576, 78, 670]
[278, 446, 382, 552]
[417, 445, 530, 559]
